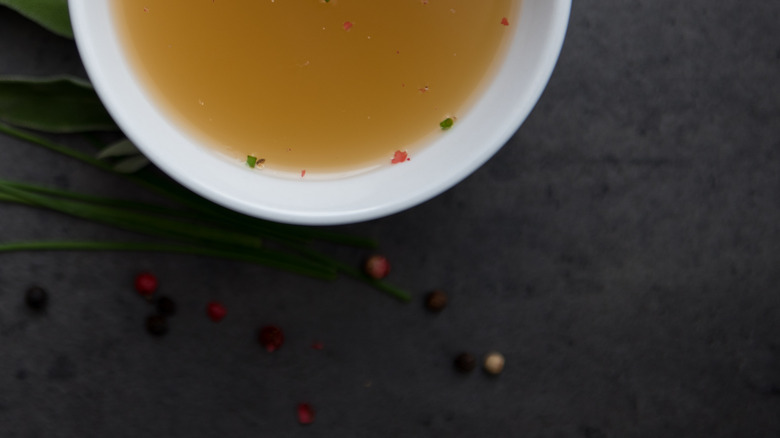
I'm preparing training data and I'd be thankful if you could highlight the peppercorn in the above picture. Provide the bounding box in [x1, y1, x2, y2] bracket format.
[483, 351, 505, 375]
[424, 290, 447, 312]
[25, 286, 48, 310]
[454, 352, 476, 373]
[145, 314, 168, 336]
[258, 325, 284, 352]
[156, 296, 176, 317]
[363, 255, 390, 279]
[297, 403, 315, 425]
[207, 301, 227, 322]
[134, 272, 158, 297]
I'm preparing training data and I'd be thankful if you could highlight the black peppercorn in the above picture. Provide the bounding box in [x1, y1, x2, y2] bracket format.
[424, 290, 447, 312]
[156, 296, 176, 317]
[146, 314, 168, 336]
[25, 286, 49, 310]
[454, 352, 476, 373]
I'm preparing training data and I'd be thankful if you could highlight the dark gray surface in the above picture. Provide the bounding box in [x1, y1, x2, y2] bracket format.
[2, 1, 779, 436]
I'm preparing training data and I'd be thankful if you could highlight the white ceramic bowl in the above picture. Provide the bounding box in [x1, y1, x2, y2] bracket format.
[69, 0, 570, 225]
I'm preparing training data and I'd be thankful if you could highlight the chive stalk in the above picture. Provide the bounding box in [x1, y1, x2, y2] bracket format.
[0, 163, 408, 301]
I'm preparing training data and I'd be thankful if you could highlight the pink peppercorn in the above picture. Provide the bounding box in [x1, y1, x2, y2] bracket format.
[258, 325, 284, 352]
[134, 272, 158, 296]
[297, 403, 315, 425]
[364, 255, 390, 279]
[206, 301, 227, 322]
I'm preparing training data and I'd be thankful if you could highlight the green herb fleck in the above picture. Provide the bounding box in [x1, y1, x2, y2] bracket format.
[246, 155, 258, 168]
[440, 117, 454, 130]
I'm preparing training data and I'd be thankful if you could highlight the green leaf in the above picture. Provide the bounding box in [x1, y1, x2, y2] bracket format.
[0, 0, 73, 39]
[96, 139, 151, 174]
[96, 139, 140, 159]
[0, 76, 117, 133]
[112, 155, 150, 174]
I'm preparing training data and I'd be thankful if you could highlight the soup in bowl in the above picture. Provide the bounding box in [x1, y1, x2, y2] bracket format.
[69, 0, 571, 225]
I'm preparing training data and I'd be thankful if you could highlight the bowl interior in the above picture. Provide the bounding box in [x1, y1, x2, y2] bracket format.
[69, 0, 571, 225]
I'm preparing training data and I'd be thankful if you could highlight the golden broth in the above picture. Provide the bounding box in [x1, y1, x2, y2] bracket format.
[114, 0, 517, 174]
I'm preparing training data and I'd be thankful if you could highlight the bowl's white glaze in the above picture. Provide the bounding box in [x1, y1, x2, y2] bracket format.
[69, 0, 570, 225]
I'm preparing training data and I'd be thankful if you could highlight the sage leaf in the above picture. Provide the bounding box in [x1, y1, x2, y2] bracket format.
[0, 75, 118, 133]
[0, 0, 73, 39]
[112, 155, 150, 174]
[97, 139, 140, 159]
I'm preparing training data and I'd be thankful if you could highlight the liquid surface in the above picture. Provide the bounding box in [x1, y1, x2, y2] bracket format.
[115, 0, 516, 174]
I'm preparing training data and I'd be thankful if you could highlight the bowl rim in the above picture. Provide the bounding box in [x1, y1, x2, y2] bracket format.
[69, 0, 571, 225]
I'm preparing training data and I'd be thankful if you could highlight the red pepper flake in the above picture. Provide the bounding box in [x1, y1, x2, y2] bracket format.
[301, 169, 306, 177]
[391, 150, 409, 164]
[311, 341, 324, 350]
[258, 325, 285, 352]
[297, 403, 315, 425]
[143, 7, 149, 12]
[206, 301, 227, 322]
[343, 21, 353, 31]
[501, 17, 510, 26]
[418, 85, 429, 93]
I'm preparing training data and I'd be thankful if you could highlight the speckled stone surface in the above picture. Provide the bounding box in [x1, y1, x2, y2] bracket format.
[1, 1, 779, 436]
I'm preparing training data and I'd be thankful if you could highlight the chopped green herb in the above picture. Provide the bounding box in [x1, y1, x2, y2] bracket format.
[246, 155, 258, 168]
[440, 117, 454, 130]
